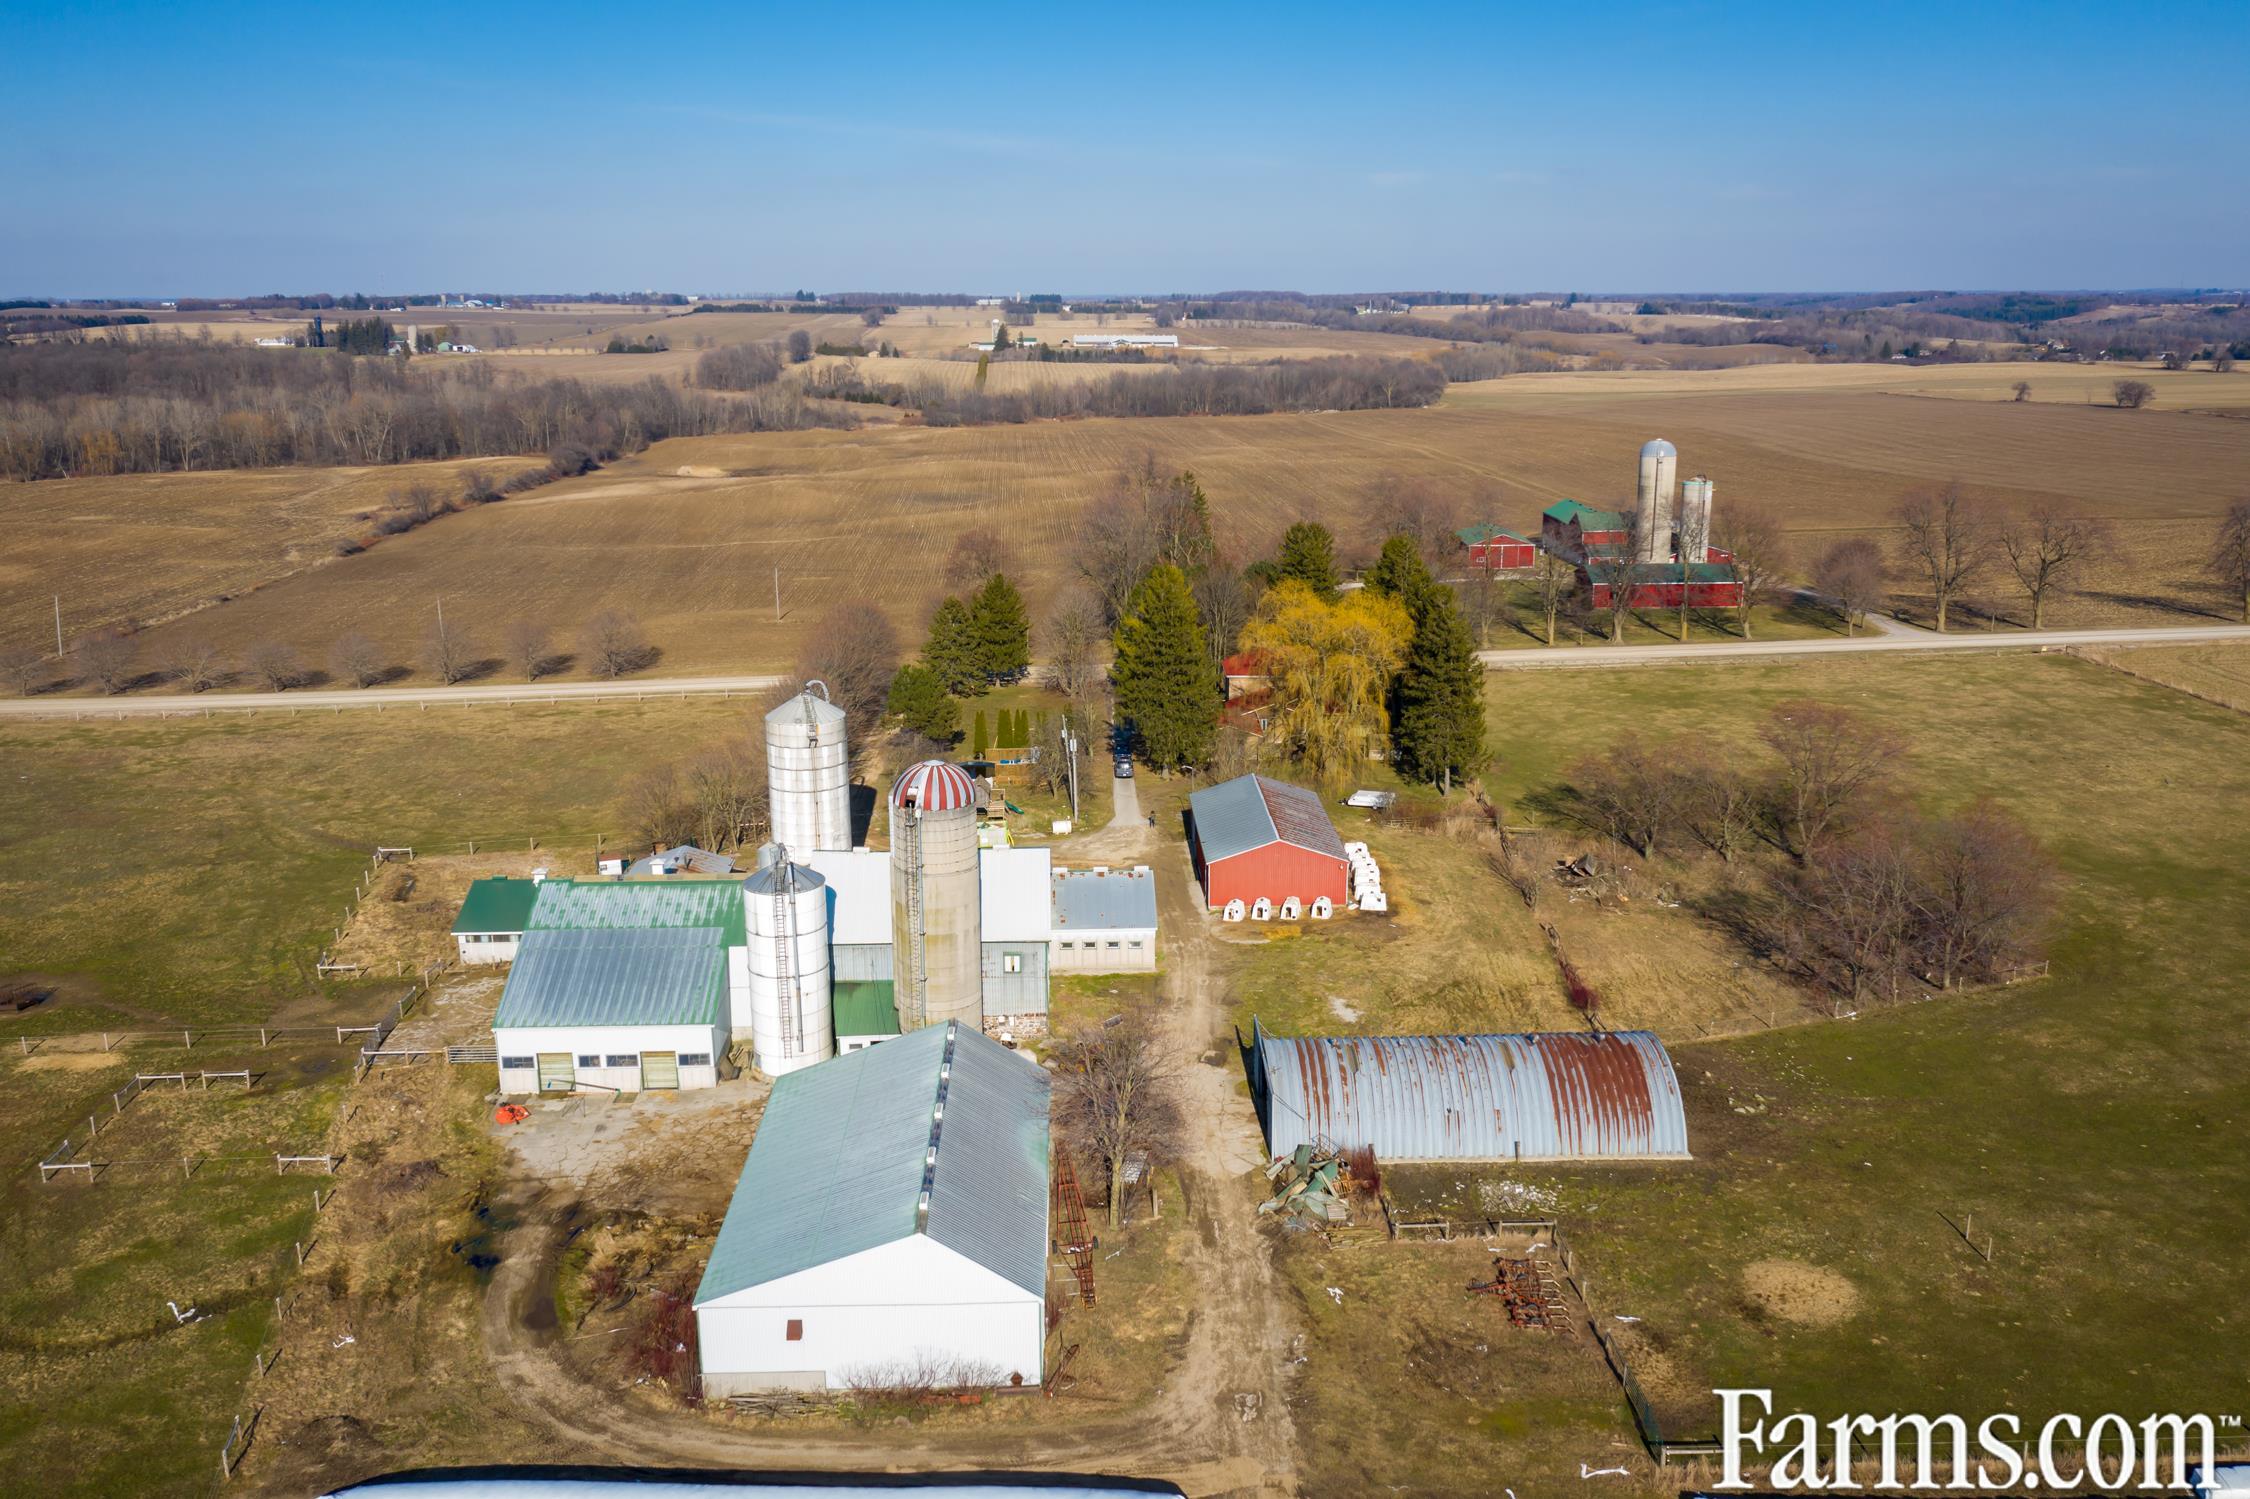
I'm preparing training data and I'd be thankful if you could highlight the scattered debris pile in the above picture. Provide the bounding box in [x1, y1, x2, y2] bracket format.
[1260, 1143, 1380, 1229]
[1469, 1252, 1574, 1335]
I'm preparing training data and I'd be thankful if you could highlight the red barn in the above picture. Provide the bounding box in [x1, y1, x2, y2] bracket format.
[1540, 500, 1630, 562]
[1581, 560, 1744, 609]
[1457, 523, 1537, 572]
[1187, 774, 1348, 912]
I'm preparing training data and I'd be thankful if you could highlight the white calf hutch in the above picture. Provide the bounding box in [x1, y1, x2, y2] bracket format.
[694, 1021, 1052, 1395]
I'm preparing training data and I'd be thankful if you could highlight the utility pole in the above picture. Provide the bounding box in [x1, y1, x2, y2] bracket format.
[436, 594, 445, 635]
[53, 595, 63, 658]
[773, 565, 781, 623]
[1063, 717, 1080, 821]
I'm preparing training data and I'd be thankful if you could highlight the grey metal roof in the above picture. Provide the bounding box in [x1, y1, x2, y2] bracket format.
[527, 877, 746, 946]
[1251, 1020, 1690, 1162]
[741, 859, 825, 899]
[696, 1023, 1051, 1305]
[625, 844, 737, 876]
[1189, 774, 1347, 866]
[765, 685, 845, 731]
[493, 927, 727, 1031]
[1051, 867, 1158, 932]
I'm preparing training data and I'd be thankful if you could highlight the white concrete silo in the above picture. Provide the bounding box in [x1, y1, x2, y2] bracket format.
[1679, 476, 1715, 562]
[742, 857, 834, 1076]
[889, 760, 983, 1033]
[1635, 439, 1678, 562]
[765, 682, 851, 855]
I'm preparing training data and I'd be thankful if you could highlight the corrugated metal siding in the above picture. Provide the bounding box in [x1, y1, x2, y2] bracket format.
[832, 943, 895, 981]
[527, 878, 746, 945]
[1258, 778, 1347, 860]
[494, 927, 728, 1030]
[1190, 773, 1346, 865]
[1254, 1024, 1690, 1162]
[1205, 843, 1348, 910]
[695, 1023, 1050, 1305]
[1051, 867, 1159, 931]
[980, 942, 1049, 1014]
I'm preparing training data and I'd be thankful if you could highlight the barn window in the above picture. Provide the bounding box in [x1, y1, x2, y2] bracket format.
[1059, 941, 1075, 950]
[1105, 940, 1121, 950]
[499, 1056, 534, 1070]
[605, 1054, 637, 1068]
[577, 1054, 601, 1068]
[679, 1053, 711, 1067]
[785, 1319, 803, 1341]
[1003, 953, 1023, 974]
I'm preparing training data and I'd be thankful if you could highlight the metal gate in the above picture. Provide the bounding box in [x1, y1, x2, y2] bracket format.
[536, 1053, 574, 1093]
[641, 1051, 680, 1090]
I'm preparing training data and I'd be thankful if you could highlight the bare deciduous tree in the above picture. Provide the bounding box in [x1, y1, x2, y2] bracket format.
[71, 626, 139, 694]
[157, 636, 226, 692]
[328, 631, 385, 689]
[1813, 538, 1887, 636]
[579, 609, 653, 679]
[2112, 379, 2154, 410]
[1190, 564, 1257, 670]
[942, 528, 1016, 591]
[504, 618, 553, 681]
[677, 740, 770, 852]
[1893, 482, 1990, 632]
[1361, 474, 1464, 562]
[1562, 738, 1683, 857]
[423, 618, 480, 685]
[1528, 547, 1575, 647]
[0, 644, 47, 696]
[1716, 501, 1790, 641]
[2011, 380, 2031, 402]
[1999, 505, 2109, 628]
[242, 640, 305, 691]
[1675, 747, 1760, 864]
[1759, 700, 1904, 859]
[2212, 501, 2250, 623]
[1910, 800, 2054, 989]
[1049, 1006, 1183, 1228]
[1077, 458, 1214, 625]
[785, 328, 813, 364]
[1040, 589, 1107, 698]
[795, 602, 899, 754]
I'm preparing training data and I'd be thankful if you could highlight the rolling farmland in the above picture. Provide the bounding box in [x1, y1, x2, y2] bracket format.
[7, 360, 2246, 687]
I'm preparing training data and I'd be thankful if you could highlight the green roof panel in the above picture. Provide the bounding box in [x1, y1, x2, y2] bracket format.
[452, 876, 545, 935]
[832, 980, 901, 1038]
[493, 926, 727, 1030]
[1542, 499, 1629, 530]
[526, 877, 745, 945]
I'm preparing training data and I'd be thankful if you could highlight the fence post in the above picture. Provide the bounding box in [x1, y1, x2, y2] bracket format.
[294, 1241, 304, 1266]
[183, 1028, 192, 1050]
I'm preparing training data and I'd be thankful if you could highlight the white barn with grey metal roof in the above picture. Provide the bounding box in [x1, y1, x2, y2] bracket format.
[493, 926, 731, 1095]
[694, 1021, 1051, 1395]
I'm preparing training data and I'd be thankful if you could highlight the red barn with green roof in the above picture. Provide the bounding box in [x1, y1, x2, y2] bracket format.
[1540, 499, 1631, 562]
[1581, 560, 1744, 609]
[1457, 523, 1537, 572]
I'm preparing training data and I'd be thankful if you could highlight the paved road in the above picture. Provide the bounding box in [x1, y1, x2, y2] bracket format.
[0, 673, 789, 719]
[1480, 622, 2250, 670]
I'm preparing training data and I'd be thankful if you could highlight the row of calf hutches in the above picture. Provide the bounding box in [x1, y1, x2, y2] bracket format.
[474, 683, 1156, 1094]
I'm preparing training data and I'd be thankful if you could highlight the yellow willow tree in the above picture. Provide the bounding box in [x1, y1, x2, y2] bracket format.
[1240, 579, 1412, 786]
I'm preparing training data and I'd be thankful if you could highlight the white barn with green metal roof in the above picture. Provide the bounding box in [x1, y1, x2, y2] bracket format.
[493, 926, 732, 1095]
[694, 1021, 1051, 1395]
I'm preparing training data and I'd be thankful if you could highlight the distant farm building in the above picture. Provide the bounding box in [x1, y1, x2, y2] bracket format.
[1070, 332, 1179, 349]
[1248, 1021, 1690, 1162]
[1539, 500, 1631, 562]
[1221, 651, 1270, 702]
[1187, 774, 1348, 912]
[1457, 523, 1537, 572]
[1050, 865, 1158, 972]
[451, 875, 543, 964]
[625, 844, 737, 877]
[694, 1021, 1050, 1395]
[1581, 560, 1743, 610]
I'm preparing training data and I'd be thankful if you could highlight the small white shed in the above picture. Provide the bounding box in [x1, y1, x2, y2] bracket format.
[1050, 865, 1158, 973]
[695, 1021, 1051, 1394]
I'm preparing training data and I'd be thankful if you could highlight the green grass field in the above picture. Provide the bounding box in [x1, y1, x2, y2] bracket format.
[1271, 650, 2249, 1489]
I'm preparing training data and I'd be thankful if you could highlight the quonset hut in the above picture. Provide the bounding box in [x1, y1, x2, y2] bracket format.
[1247, 1020, 1690, 1162]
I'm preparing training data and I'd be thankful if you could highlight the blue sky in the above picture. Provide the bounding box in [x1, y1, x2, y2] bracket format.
[3, 0, 2244, 297]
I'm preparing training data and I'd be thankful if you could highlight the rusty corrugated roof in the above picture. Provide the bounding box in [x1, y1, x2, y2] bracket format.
[1252, 1021, 1689, 1162]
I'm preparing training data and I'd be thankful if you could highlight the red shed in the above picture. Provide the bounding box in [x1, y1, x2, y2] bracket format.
[1581, 560, 1744, 610]
[1457, 523, 1537, 572]
[1187, 774, 1348, 912]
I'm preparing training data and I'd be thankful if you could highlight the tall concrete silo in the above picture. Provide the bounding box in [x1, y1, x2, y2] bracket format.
[743, 856, 834, 1076]
[1679, 476, 1715, 562]
[889, 760, 982, 1033]
[1635, 439, 1679, 562]
[765, 681, 851, 855]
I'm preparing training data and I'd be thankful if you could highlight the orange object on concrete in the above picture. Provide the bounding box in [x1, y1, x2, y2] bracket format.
[493, 1103, 530, 1125]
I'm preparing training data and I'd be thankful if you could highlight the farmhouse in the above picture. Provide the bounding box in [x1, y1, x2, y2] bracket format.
[451, 875, 543, 965]
[1069, 332, 1179, 349]
[1538, 499, 1631, 562]
[1050, 865, 1158, 973]
[1221, 650, 1270, 702]
[493, 927, 730, 1095]
[1187, 774, 1349, 913]
[1248, 1020, 1690, 1162]
[1457, 523, 1537, 572]
[1581, 559, 1744, 610]
[694, 1021, 1050, 1395]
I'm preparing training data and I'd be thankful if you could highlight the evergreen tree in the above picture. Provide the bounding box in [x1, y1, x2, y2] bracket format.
[1393, 585, 1486, 794]
[968, 573, 1031, 683]
[972, 709, 990, 760]
[885, 662, 960, 742]
[1274, 521, 1340, 599]
[1365, 534, 1433, 606]
[924, 596, 981, 695]
[1112, 563, 1216, 770]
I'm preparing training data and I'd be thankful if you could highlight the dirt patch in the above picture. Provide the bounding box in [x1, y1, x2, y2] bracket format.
[14, 1050, 128, 1073]
[1741, 1258, 1862, 1327]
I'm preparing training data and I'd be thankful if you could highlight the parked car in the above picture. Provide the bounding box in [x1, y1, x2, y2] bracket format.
[1114, 756, 1135, 778]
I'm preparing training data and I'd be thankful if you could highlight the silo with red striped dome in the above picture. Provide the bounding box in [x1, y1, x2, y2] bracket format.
[888, 760, 983, 1032]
